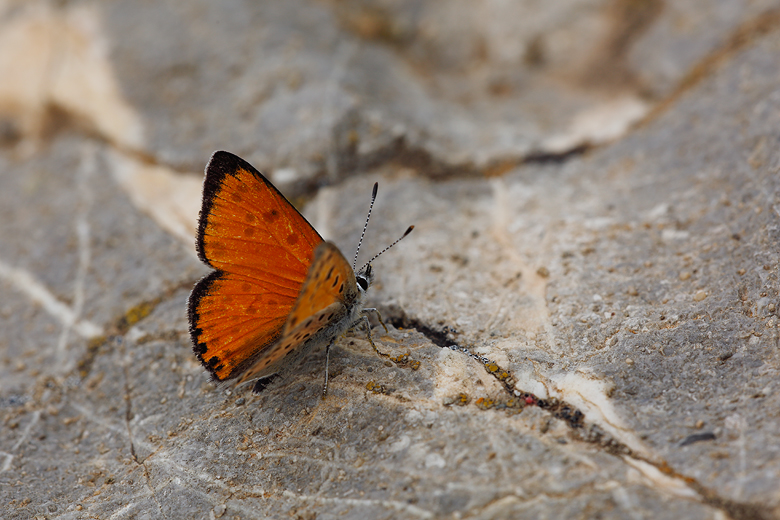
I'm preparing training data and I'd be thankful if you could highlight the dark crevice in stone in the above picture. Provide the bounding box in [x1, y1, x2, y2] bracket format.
[304, 124, 591, 198]
[333, 132, 590, 182]
[522, 144, 590, 165]
[327, 133, 482, 183]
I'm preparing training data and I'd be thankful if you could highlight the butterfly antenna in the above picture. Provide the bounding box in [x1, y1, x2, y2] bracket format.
[359, 225, 414, 273]
[353, 182, 379, 270]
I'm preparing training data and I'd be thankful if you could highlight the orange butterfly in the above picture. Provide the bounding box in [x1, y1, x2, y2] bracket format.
[188, 151, 412, 394]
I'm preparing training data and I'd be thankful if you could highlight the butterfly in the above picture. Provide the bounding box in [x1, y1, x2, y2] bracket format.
[187, 151, 412, 394]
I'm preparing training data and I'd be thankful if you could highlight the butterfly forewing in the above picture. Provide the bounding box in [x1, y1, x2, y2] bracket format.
[197, 152, 322, 278]
[188, 151, 324, 382]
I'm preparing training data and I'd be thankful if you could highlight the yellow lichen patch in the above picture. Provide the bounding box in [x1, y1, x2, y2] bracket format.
[484, 361, 512, 383]
[391, 352, 408, 363]
[389, 351, 421, 370]
[366, 380, 388, 394]
[443, 393, 471, 407]
[87, 335, 107, 350]
[475, 397, 496, 410]
[117, 300, 158, 332]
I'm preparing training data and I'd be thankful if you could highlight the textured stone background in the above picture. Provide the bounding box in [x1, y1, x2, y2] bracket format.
[1, 1, 780, 519]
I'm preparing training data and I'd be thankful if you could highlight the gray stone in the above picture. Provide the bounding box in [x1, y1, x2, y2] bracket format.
[2, 2, 780, 519]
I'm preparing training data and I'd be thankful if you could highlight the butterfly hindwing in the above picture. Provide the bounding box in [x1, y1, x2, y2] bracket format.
[237, 301, 348, 386]
[283, 241, 359, 334]
[188, 151, 324, 382]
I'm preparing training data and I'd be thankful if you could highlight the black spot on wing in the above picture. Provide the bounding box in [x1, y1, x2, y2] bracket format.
[194, 341, 208, 355]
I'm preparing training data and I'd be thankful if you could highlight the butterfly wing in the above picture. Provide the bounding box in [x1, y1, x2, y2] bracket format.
[283, 241, 360, 334]
[236, 241, 360, 385]
[188, 151, 323, 382]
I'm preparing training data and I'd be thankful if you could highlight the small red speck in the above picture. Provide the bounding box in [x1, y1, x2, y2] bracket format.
[525, 396, 535, 405]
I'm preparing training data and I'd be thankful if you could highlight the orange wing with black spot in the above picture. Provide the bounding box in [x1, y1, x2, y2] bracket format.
[188, 151, 323, 382]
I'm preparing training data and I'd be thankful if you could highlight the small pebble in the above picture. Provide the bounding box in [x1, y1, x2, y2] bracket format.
[679, 271, 691, 281]
[693, 290, 707, 302]
[625, 358, 634, 365]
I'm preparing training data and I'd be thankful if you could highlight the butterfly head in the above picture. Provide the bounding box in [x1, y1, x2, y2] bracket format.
[356, 264, 374, 294]
[351, 182, 412, 300]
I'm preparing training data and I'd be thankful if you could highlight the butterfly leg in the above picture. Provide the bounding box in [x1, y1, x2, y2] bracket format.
[360, 314, 391, 358]
[321, 338, 336, 398]
[362, 308, 389, 333]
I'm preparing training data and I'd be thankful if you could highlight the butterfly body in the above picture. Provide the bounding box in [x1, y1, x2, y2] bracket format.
[187, 151, 385, 394]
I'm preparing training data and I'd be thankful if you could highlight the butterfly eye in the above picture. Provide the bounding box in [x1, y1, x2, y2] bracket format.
[356, 275, 369, 292]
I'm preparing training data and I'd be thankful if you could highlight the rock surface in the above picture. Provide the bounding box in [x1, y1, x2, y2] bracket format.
[2, 1, 780, 519]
